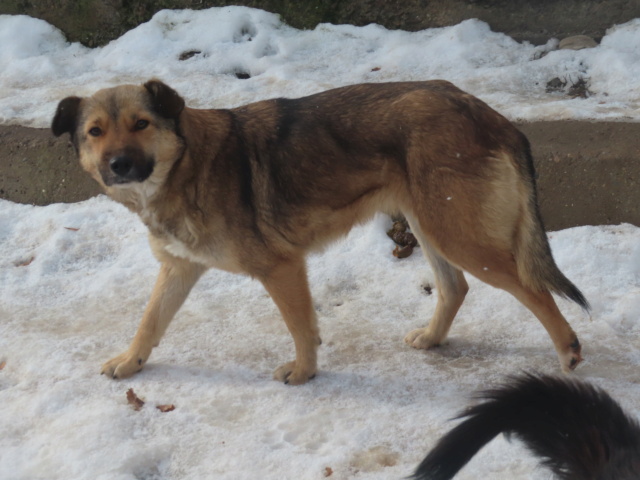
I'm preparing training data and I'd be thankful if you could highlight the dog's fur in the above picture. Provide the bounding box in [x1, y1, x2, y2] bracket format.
[52, 79, 588, 383]
[412, 373, 640, 480]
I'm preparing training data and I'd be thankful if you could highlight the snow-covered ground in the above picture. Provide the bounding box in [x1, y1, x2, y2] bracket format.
[2, 7, 640, 126]
[0, 7, 639, 480]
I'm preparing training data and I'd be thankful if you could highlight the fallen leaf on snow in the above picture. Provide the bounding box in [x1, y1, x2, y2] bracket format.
[156, 404, 176, 413]
[15, 256, 34, 267]
[126, 388, 145, 411]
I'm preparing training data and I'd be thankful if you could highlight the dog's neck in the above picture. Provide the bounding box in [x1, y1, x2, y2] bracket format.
[106, 173, 164, 213]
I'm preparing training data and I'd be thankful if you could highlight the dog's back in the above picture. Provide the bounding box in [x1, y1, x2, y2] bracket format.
[413, 374, 640, 480]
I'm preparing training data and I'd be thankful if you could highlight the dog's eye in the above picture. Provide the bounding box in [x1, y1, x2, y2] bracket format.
[135, 119, 149, 131]
[88, 127, 102, 137]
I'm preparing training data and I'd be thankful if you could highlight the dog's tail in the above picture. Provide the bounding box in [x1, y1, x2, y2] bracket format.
[411, 373, 640, 480]
[512, 138, 589, 310]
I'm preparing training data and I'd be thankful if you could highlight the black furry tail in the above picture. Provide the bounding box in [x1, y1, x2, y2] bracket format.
[412, 373, 640, 480]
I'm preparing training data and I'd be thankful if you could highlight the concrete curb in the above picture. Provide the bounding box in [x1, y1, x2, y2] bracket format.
[0, 122, 638, 230]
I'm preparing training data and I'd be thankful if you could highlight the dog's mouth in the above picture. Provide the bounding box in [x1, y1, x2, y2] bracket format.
[100, 153, 155, 187]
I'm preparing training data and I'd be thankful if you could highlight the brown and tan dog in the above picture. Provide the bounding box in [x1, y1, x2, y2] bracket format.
[52, 80, 588, 384]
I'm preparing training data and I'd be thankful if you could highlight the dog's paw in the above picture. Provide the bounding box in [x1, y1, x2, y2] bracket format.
[404, 328, 442, 349]
[273, 361, 316, 386]
[559, 338, 583, 373]
[101, 352, 145, 379]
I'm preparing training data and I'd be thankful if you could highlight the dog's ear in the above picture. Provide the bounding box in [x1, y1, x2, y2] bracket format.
[144, 80, 185, 119]
[52, 96, 82, 137]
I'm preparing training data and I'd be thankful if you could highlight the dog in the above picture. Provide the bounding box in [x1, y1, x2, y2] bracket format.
[51, 79, 588, 384]
[412, 373, 640, 479]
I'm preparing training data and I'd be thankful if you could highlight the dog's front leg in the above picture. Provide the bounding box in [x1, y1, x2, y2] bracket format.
[101, 258, 205, 379]
[260, 257, 321, 385]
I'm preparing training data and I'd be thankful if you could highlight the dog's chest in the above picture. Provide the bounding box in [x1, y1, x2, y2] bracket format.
[139, 204, 241, 272]
[154, 224, 240, 272]
[161, 235, 242, 273]
[163, 236, 211, 265]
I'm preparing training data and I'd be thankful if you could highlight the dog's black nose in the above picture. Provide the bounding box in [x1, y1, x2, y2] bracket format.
[110, 156, 133, 177]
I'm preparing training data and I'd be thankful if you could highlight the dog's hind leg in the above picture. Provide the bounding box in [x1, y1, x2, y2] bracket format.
[101, 256, 205, 379]
[434, 242, 582, 372]
[473, 261, 583, 372]
[403, 214, 581, 371]
[260, 257, 321, 385]
[404, 226, 469, 349]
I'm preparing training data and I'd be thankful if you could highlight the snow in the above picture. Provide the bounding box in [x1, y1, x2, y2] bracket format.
[0, 6, 639, 480]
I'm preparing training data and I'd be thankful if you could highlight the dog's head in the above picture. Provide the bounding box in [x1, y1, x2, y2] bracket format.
[52, 80, 185, 197]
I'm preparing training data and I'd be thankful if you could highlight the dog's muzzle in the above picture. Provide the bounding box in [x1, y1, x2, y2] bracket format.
[101, 152, 155, 186]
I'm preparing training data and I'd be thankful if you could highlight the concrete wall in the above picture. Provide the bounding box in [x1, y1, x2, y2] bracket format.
[1, 121, 637, 230]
